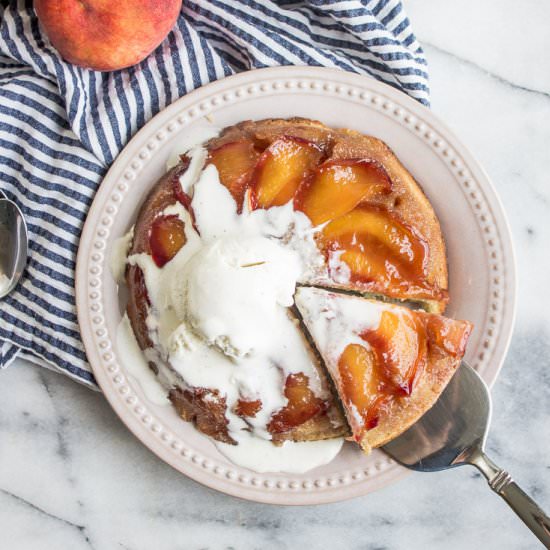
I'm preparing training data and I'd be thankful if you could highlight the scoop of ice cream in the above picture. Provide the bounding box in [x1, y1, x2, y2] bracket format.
[170, 236, 301, 358]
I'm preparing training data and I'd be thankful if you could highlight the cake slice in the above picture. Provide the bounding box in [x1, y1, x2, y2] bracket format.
[295, 286, 472, 454]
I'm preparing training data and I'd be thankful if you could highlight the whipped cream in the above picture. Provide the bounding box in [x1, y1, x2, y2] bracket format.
[121, 132, 344, 472]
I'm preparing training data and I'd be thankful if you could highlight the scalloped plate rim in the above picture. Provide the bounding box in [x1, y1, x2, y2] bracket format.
[76, 66, 516, 505]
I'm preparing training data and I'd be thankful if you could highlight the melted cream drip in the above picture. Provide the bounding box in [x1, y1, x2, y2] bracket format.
[216, 431, 343, 474]
[116, 314, 169, 406]
[110, 226, 134, 283]
[120, 134, 344, 472]
[326, 249, 352, 284]
[295, 286, 383, 362]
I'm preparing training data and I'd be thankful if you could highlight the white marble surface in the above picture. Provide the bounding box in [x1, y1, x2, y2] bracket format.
[2, 2, 550, 548]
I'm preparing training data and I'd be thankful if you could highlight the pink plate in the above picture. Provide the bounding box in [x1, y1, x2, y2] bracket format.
[76, 66, 516, 505]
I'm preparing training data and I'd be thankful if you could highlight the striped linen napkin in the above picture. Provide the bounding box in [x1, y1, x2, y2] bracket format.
[0, 0, 429, 387]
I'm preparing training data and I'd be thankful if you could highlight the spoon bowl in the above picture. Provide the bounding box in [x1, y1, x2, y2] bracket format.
[0, 195, 28, 298]
[383, 362, 550, 547]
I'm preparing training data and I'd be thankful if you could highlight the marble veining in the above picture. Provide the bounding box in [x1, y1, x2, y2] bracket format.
[1, 2, 549, 548]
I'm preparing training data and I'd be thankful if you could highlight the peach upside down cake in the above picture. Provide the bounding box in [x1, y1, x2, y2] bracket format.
[118, 117, 473, 467]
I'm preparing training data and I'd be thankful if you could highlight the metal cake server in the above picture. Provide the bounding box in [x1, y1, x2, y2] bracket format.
[0, 191, 28, 299]
[383, 362, 550, 548]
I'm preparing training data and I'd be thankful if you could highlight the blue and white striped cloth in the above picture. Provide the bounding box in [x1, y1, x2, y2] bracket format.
[0, 0, 429, 388]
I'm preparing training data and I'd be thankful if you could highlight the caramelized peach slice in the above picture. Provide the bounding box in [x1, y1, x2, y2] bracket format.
[425, 315, 473, 357]
[250, 136, 323, 209]
[322, 206, 429, 290]
[296, 159, 392, 226]
[337, 344, 384, 430]
[207, 140, 261, 209]
[337, 344, 392, 432]
[268, 372, 326, 434]
[150, 215, 186, 267]
[361, 310, 427, 396]
[234, 399, 262, 418]
[334, 249, 388, 284]
[322, 207, 427, 268]
[337, 311, 428, 432]
[338, 344, 376, 414]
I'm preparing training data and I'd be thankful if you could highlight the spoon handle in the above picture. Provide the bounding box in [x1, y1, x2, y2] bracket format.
[472, 451, 550, 548]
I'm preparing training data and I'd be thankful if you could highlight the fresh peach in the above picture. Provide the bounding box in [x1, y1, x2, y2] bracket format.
[35, 0, 182, 71]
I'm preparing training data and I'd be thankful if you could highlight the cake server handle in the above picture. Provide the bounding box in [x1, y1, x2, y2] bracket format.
[471, 451, 550, 548]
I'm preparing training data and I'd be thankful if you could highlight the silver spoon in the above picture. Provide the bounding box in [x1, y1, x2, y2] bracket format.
[0, 192, 28, 298]
[383, 362, 550, 547]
